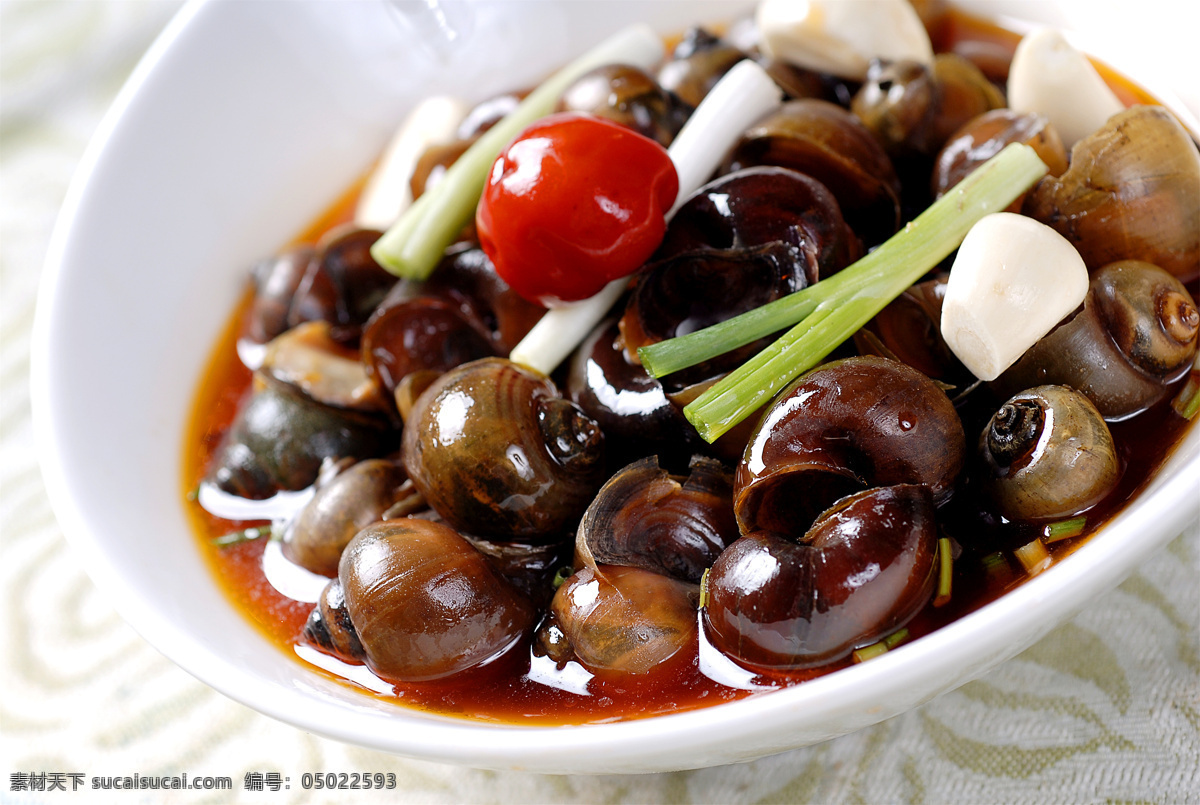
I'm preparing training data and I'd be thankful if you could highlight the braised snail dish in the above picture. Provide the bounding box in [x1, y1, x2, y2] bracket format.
[185, 0, 1200, 725]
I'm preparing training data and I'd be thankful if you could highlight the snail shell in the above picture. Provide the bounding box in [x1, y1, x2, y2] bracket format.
[550, 564, 698, 674]
[206, 372, 392, 500]
[735, 356, 966, 535]
[402, 358, 605, 540]
[302, 579, 365, 664]
[1023, 105, 1200, 283]
[339, 519, 535, 682]
[979, 385, 1121, 522]
[723, 98, 903, 244]
[281, 458, 413, 577]
[993, 260, 1199, 420]
[575, 455, 737, 584]
[705, 484, 938, 670]
[851, 54, 1005, 158]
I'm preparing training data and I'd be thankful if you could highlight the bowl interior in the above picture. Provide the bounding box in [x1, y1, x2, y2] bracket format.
[33, 0, 1200, 774]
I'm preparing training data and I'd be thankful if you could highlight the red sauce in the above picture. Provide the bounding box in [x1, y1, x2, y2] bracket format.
[182, 8, 1198, 725]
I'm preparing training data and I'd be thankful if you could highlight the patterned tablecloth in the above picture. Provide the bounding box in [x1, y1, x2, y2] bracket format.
[2, 2, 1198, 802]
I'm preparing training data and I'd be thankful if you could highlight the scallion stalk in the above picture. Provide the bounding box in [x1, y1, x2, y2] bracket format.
[212, 525, 270, 548]
[852, 641, 889, 663]
[1171, 361, 1200, 420]
[639, 143, 1050, 442]
[884, 628, 910, 650]
[1014, 537, 1052, 576]
[370, 24, 665, 280]
[1043, 516, 1087, 543]
[933, 536, 953, 607]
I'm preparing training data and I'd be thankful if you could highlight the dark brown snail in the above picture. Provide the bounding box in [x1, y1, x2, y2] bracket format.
[260, 321, 388, 413]
[206, 372, 392, 499]
[619, 242, 812, 388]
[855, 275, 972, 387]
[575, 456, 737, 584]
[566, 319, 707, 471]
[335, 519, 535, 682]
[656, 27, 745, 108]
[246, 245, 315, 344]
[734, 356, 966, 534]
[302, 578, 364, 664]
[654, 166, 859, 276]
[932, 109, 1068, 203]
[361, 244, 543, 397]
[549, 564, 698, 674]
[1023, 105, 1200, 283]
[621, 167, 858, 386]
[723, 99, 903, 244]
[993, 261, 1199, 420]
[402, 358, 606, 540]
[286, 226, 397, 343]
[701, 357, 958, 670]
[851, 54, 1005, 158]
[556, 64, 689, 147]
[979, 386, 1120, 522]
[705, 483, 938, 670]
[281, 458, 415, 577]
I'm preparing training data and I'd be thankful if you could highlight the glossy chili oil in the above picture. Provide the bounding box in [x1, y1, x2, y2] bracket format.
[184, 8, 1194, 725]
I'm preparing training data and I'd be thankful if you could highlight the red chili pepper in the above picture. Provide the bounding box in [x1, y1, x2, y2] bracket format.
[476, 112, 679, 307]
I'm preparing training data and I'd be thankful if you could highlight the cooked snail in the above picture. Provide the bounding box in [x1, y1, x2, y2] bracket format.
[302, 578, 364, 664]
[206, 372, 392, 499]
[556, 64, 689, 146]
[335, 519, 535, 682]
[1023, 105, 1200, 283]
[281, 458, 415, 577]
[548, 564, 698, 674]
[656, 27, 745, 108]
[734, 356, 966, 534]
[402, 358, 606, 540]
[705, 484, 938, 670]
[851, 54, 1005, 158]
[575, 455, 737, 584]
[723, 98, 903, 244]
[566, 320, 706, 471]
[361, 244, 543, 397]
[285, 226, 397, 343]
[979, 385, 1120, 522]
[932, 109, 1068, 203]
[993, 261, 1199, 420]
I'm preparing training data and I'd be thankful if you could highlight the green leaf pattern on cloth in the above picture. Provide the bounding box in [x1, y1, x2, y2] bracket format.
[2, 2, 1197, 802]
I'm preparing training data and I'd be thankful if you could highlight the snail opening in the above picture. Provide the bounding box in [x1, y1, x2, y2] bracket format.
[738, 469, 866, 540]
[985, 399, 1043, 470]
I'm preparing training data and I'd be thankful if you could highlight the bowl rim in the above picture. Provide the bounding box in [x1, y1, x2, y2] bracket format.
[30, 0, 1200, 774]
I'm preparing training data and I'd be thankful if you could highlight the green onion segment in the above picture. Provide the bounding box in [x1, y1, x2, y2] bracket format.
[1043, 516, 1087, 543]
[638, 142, 1050, 442]
[933, 537, 953, 607]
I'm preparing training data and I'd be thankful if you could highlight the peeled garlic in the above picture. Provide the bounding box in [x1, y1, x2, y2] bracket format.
[1007, 28, 1124, 148]
[354, 96, 469, 230]
[941, 213, 1089, 381]
[756, 0, 933, 81]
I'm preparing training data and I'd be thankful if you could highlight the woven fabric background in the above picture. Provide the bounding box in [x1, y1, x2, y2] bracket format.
[2, 2, 1198, 802]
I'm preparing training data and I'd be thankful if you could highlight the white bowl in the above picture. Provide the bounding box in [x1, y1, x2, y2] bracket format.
[32, 0, 1200, 774]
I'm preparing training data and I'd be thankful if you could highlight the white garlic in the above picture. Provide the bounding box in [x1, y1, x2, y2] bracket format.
[941, 212, 1089, 382]
[1007, 28, 1124, 149]
[755, 0, 933, 81]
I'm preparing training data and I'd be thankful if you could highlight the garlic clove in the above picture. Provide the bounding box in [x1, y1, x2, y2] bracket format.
[756, 0, 933, 81]
[1007, 28, 1124, 149]
[354, 96, 469, 230]
[940, 212, 1089, 381]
